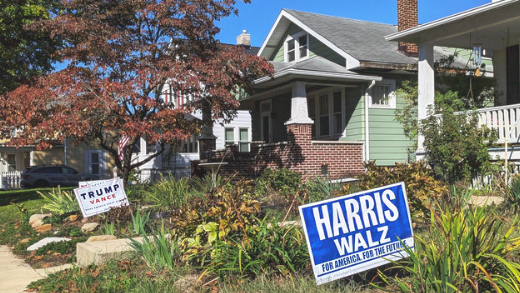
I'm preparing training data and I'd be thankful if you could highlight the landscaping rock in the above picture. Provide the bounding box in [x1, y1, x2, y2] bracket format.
[81, 222, 99, 233]
[30, 219, 44, 229]
[29, 213, 52, 226]
[174, 274, 199, 293]
[68, 214, 80, 222]
[27, 237, 71, 251]
[87, 235, 117, 242]
[34, 224, 52, 233]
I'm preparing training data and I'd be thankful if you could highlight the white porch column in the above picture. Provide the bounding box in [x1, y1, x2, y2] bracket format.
[285, 81, 314, 125]
[417, 43, 435, 156]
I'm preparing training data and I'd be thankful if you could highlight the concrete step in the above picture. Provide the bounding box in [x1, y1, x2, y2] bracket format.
[76, 235, 171, 267]
[76, 238, 136, 267]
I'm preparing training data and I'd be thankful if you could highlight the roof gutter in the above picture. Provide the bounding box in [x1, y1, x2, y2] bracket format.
[386, 0, 518, 42]
[252, 68, 382, 86]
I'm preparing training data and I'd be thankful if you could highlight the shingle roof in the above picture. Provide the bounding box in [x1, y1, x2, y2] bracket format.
[283, 9, 416, 65]
[271, 57, 360, 75]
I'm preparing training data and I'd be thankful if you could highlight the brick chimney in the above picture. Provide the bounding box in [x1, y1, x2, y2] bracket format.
[236, 30, 251, 47]
[397, 0, 418, 56]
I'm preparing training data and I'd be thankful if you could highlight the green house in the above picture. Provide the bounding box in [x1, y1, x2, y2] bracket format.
[235, 8, 423, 179]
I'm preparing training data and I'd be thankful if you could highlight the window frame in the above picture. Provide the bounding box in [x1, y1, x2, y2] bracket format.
[307, 88, 346, 139]
[222, 127, 251, 152]
[284, 32, 309, 62]
[224, 128, 235, 146]
[369, 80, 396, 109]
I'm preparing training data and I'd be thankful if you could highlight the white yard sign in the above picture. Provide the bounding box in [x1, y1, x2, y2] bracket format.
[74, 177, 129, 218]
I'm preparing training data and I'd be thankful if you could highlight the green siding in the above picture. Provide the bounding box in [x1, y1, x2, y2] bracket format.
[270, 24, 345, 66]
[368, 91, 414, 166]
[343, 87, 365, 141]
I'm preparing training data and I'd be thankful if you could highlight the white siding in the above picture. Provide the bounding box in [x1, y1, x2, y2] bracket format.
[214, 110, 252, 150]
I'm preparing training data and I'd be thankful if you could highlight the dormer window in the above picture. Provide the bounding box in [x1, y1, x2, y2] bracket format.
[285, 33, 308, 62]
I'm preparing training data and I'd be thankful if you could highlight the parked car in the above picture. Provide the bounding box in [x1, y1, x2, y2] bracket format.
[20, 165, 98, 188]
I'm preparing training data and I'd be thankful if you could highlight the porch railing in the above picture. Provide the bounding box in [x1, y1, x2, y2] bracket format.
[136, 168, 191, 184]
[1, 171, 22, 190]
[433, 103, 520, 144]
[476, 103, 520, 144]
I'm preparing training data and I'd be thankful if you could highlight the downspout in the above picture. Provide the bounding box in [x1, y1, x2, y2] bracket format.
[365, 80, 376, 162]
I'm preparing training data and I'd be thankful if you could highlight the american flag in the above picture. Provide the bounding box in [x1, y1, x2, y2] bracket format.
[118, 135, 130, 161]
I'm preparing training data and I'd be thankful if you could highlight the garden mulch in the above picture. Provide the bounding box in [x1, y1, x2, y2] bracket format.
[0, 245, 72, 293]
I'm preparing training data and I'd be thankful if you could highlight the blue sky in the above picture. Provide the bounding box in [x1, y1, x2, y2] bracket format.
[216, 0, 490, 46]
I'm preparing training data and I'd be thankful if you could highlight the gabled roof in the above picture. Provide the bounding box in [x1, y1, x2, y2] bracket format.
[259, 9, 416, 68]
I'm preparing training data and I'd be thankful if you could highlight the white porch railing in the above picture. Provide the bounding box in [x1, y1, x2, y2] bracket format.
[476, 103, 520, 144]
[433, 103, 520, 144]
[137, 168, 191, 184]
[1, 171, 22, 190]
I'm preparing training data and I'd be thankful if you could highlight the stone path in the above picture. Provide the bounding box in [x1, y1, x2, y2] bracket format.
[0, 246, 71, 293]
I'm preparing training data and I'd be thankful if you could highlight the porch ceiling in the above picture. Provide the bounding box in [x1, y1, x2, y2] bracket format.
[386, 0, 520, 51]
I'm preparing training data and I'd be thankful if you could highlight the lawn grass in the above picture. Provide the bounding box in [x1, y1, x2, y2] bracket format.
[0, 188, 45, 223]
[28, 258, 381, 293]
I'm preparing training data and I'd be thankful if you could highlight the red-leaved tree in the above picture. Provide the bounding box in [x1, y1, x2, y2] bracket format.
[0, 0, 272, 182]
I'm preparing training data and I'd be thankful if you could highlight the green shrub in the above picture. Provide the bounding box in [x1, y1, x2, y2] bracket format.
[358, 161, 448, 224]
[256, 168, 301, 199]
[130, 207, 152, 236]
[129, 222, 181, 271]
[508, 175, 520, 212]
[302, 176, 343, 204]
[145, 176, 194, 210]
[421, 102, 497, 184]
[377, 206, 520, 292]
[208, 219, 309, 279]
[55, 225, 83, 237]
[38, 187, 80, 215]
[191, 173, 228, 195]
[172, 180, 262, 266]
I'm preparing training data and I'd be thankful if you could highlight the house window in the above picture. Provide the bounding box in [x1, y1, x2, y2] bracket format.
[370, 80, 396, 108]
[224, 127, 250, 152]
[225, 128, 234, 146]
[308, 89, 345, 138]
[85, 150, 105, 178]
[239, 128, 249, 152]
[285, 33, 309, 62]
[319, 94, 329, 136]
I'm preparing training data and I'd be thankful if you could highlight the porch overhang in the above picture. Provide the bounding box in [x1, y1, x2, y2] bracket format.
[252, 68, 382, 89]
[385, 0, 520, 51]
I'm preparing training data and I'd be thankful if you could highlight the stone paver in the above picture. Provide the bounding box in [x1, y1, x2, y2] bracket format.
[0, 246, 71, 293]
[469, 195, 504, 206]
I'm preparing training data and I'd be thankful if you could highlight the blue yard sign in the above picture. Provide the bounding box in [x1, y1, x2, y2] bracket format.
[299, 182, 414, 285]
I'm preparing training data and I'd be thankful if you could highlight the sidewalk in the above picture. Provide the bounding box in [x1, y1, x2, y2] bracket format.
[0, 246, 72, 293]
